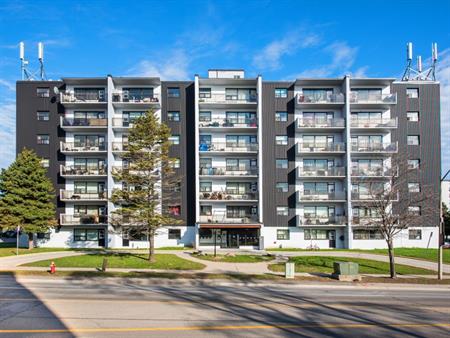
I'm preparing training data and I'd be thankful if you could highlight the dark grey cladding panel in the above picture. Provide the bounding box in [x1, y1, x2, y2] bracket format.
[16, 81, 65, 216]
[391, 82, 441, 227]
[161, 81, 195, 227]
[261, 81, 295, 227]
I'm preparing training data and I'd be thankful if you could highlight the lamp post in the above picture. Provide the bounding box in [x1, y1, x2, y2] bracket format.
[439, 169, 450, 280]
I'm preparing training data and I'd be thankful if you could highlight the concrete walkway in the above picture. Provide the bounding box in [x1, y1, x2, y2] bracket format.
[0, 251, 86, 270]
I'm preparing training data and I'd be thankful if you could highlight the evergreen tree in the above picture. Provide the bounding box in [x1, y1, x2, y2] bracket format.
[0, 148, 57, 248]
[111, 110, 181, 262]
[443, 203, 450, 241]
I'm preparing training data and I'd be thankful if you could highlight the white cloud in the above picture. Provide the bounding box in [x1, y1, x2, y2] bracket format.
[252, 32, 320, 71]
[128, 50, 190, 80]
[0, 102, 15, 169]
[436, 48, 450, 173]
[0, 79, 15, 91]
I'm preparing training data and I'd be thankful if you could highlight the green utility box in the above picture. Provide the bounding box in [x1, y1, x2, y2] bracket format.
[333, 261, 359, 275]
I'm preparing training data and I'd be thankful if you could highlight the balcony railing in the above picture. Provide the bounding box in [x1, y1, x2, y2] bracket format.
[351, 167, 397, 177]
[349, 92, 397, 104]
[198, 215, 259, 224]
[61, 91, 106, 103]
[112, 118, 139, 128]
[351, 142, 397, 153]
[199, 167, 258, 176]
[351, 192, 398, 201]
[60, 190, 107, 201]
[199, 142, 259, 152]
[198, 93, 258, 104]
[299, 191, 346, 201]
[60, 142, 107, 153]
[350, 118, 397, 128]
[112, 142, 129, 152]
[200, 191, 258, 201]
[298, 167, 346, 177]
[296, 93, 345, 104]
[60, 214, 108, 225]
[298, 216, 346, 226]
[352, 216, 382, 225]
[297, 142, 346, 153]
[199, 118, 258, 128]
[60, 165, 107, 176]
[61, 117, 107, 128]
[296, 118, 345, 128]
[112, 92, 160, 103]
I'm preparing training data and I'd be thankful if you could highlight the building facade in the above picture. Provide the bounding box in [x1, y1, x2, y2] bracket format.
[15, 70, 441, 249]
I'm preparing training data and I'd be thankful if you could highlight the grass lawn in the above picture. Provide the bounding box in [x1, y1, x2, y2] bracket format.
[191, 253, 274, 263]
[23, 253, 205, 270]
[268, 256, 435, 275]
[0, 243, 72, 258]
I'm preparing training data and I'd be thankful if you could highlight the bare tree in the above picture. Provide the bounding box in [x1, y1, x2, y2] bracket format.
[354, 154, 437, 278]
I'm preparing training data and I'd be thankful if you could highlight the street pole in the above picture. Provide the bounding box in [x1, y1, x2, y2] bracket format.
[16, 226, 20, 256]
[214, 229, 217, 257]
[439, 169, 450, 280]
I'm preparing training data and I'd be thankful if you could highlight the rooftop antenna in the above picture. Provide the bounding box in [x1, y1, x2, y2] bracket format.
[19, 41, 48, 81]
[401, 42, 438, 81]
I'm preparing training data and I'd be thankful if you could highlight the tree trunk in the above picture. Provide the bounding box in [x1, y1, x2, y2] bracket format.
[387, 238, 396, 278]
[27, 233, 34, 250]
[148, 231, 155, 263]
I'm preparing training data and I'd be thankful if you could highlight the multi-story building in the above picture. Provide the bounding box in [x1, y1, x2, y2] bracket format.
[15, 69, 441, 250]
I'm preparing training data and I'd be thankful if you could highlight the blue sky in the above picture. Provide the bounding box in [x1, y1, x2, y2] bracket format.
[0, 0, 449, 172]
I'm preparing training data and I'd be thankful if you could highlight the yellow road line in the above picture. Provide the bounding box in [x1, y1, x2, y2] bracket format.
[1, 322, 449, 333]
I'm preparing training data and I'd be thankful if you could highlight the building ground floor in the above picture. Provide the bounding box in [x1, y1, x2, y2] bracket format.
[10, 224, 439, 250]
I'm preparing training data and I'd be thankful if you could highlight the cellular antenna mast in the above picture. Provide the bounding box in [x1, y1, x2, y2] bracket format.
[402, 42, 438, 81]
[19, 41, 47, 81]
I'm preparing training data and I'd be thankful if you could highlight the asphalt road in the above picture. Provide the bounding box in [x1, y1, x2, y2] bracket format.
[0, 275, 449, 337]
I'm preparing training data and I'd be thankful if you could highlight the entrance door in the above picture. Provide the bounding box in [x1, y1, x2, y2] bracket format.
[227, 230, 239, 248]
[98, 229, 105, 247]
[329, 230, 336, 248]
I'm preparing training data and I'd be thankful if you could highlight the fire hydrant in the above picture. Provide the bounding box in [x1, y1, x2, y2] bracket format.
[50, 261, 56, 274]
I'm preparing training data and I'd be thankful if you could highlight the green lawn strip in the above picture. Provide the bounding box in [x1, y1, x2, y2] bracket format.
[191, 253, 274, 263]
[22, 253, 205, 270]
[268, 256, 435, 275]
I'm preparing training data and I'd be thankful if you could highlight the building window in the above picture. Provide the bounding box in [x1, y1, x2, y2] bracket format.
[40, 158, 50, 168]
[408, 159, 420, 169]
[37, 134, 49, 145]
[168, 229, 181, 240]
[408, 183, 420, 193]
[167, 111, 180, 122]
[406, 88, 419, 98]
[200, 205, 212, 216]
[199, 88, 211, 98]
[409, 229, 422, 240]
[277, 229, 290, 240]
[37, 111, 49, 121]
[277, 206, 289, 216]
[199, 111, 211, 122]
[408, 206, 421, 216]
[167, 87, 180, 98]
[36, 232, 51, 239]
[407, 135, 420, 146]
[168, 205, 181, 216]
[276, 182, 288, 193]
[36, 87, 50, 97]
[353, 229, 383, 240]
[73, 229, 98, 242]
[276, 135, 288, 145]
[171, 158, 181, 168]
[275, 88, 288, 98]
[305, 229, 334, 240]
[200, 182, 212, 192]
[276, 159, 288, 169]
[275, 111, 288, 122]
[169, 135, 180, 145]
[407, 111, 419, 122]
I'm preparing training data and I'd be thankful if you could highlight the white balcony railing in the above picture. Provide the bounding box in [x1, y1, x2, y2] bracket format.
[350, 118, 397, 128]
[296, 117, 345, 128]
[298, 167, 346, 177]
[112, 92, 160, 104]
[60, 190, 107, 201]
[200, 191, 258, 201]
[351, 142, 398, 153]
[199, 118, 258, 128]
[60, 214, 108, 225]
[60, 91, 107, 103]
[298, 216, 346, 226]
[349, 92, 397, 104]
[351, 167, 397, 177]
[112, 142, 129, 152]
[199, 142, 259, 152]
[60, 142, 107, 153]
[198, 93, 258, 104]
[60, 117, 107, 128]
[60, 165, 107, 177]
[296, 93, 345, 104]
[198, 215, 259, 224]
[297, 142, 346, 153]
[299, 191, 346, 201]
[199, 167, 258, 176]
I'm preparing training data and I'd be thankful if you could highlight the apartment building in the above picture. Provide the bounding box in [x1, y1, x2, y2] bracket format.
[15, 69, 441, 250]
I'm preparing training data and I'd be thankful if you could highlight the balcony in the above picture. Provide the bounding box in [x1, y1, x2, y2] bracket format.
[198, 215, 259, 224]
[349, 92, 397, 105]
[112, 142, 129, 153]
[296, 93, 345, 108]
[296, 142, 346, 154]
[296, 117, 345, 129]
[112, 118, 140, 129]
[199, 118, 258, 130]
[60, 214, 108, 225]
[199, 191, 258, 201]
[60, 117, 107, 131]
[112, 92, 160, 108]
[60, 165, 107, 178]
[298, 191, 346, 202]
[60, 190, 107, 202]
[199, 167, 258, 177]
[198, 93, 258, 108]
[350, 118, 397, 130]
[351, 167, 397, 178]
[351, 142, 397, 154]
[60, 91, 107, 107]
[60, 142, 107, 154]
[352, 216, 382, 226]
[199, 142, 258, 153]
[351, 192, 399, 202]
[297, 166, 346, 178]
[297, 216, 346, 226]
